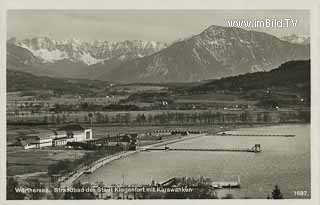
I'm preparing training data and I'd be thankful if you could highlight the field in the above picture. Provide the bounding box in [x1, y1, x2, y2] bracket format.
[7, 146, 91, 176]
[110, 84, 167, 93]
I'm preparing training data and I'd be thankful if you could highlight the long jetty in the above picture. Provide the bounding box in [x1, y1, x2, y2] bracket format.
[143, 148, 260, 153]
[216, 133, 295, 137]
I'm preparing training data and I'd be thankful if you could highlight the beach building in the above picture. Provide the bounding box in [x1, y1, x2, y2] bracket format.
[16, 135, 53, 149]
[14, 124, 92, 149]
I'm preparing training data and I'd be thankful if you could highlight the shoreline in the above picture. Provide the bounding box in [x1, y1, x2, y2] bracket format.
[59, 123, 285, 187]
[60, 133, 208, 187]
[18, 123, 308, 187]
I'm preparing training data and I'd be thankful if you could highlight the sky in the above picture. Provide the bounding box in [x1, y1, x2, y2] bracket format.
[7, 10, 310, 42]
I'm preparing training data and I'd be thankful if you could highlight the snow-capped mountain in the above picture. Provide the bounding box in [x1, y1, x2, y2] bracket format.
[281, 34, 310, 45]
[103, 25, 310, 83]
[8, 37, 167, 65]
[7, 26, 310, 83]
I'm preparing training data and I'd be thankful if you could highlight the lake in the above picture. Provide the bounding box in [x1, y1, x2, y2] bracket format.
[79, 124, 310, 199]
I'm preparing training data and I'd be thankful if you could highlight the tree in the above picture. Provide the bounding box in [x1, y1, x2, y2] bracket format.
[140, 113, 146, 124]
[7, 177, 25, 200]
[27, 178, 46, 199]
[95, 112, 104, 123]
[64, 181, 96, 199]
[271, 185, 283, 199]
[88, 113, 93, 125]
[80, 102, 89, 110]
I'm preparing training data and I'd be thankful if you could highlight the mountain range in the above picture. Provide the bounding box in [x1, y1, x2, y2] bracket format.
[280, 34, 310, 45]
[7, 38, 167, 79]
[7, 25, 310, 83]
[8, 37, 167, 65]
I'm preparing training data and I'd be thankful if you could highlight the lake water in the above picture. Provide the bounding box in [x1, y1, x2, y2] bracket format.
[79, 124, 310, 199]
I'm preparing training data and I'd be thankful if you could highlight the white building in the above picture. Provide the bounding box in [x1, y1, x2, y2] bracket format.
[17, 135, 53, 149]
[16, 124, 92, 149]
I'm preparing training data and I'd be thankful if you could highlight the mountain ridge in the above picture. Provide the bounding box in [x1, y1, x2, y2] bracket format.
[104, 25, 310, 83]
[7, 25, 310, 83]
[8, 37, 167, 65]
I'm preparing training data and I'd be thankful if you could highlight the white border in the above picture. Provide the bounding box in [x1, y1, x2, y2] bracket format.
[0, 1, 319, 205]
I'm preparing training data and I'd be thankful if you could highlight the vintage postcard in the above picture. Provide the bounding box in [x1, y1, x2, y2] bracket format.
[1, 1, 319, 204]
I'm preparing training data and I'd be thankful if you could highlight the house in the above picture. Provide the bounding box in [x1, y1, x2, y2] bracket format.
[16, 134, 53, 149]
[58, 124, 92, 141]
[52, 124, 92, 146]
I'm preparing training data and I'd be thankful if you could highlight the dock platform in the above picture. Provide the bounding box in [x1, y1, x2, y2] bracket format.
[143, 144, 261, 153]
[216, 133, 295, 137]
[143, 148, 260, 153]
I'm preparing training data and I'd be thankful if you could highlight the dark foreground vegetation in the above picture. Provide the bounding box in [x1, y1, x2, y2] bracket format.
[48, 146, 124, 176]
[7, 175, 285, 200]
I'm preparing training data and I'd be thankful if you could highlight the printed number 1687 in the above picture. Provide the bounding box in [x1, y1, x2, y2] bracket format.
[293, 191, 309, 197]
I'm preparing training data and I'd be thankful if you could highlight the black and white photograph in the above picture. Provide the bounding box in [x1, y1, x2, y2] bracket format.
[5, 9, 312, 200]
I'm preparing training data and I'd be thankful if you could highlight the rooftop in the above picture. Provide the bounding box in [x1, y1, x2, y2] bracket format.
[58, 124, 86, 131]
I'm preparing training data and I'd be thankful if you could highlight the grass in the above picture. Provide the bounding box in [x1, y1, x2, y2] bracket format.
[110, 84, 167, 93]
[7, 147, 91, 176]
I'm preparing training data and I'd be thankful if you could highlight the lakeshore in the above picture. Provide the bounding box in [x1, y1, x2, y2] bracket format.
[60, 132, 208, 187]
[7, 122, 310, 199]
[79, 124, 310, 199]
[13, 123, 304, 187]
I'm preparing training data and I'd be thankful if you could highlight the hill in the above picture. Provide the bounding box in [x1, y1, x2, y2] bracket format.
[7, 70, 111, 96]
[193, 60, 310, 92]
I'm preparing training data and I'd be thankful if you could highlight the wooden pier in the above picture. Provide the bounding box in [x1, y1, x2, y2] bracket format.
[216, 133, 294, 137]
[143, 144, 261, 153]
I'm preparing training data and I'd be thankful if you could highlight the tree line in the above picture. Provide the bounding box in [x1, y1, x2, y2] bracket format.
[9, 110, 310, 125]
